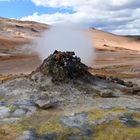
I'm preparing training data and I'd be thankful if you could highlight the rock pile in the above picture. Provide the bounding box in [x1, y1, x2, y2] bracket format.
[31, 50, 89, 82]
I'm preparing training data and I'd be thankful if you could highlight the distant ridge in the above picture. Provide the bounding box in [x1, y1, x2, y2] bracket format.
[123, 35, 140, 41]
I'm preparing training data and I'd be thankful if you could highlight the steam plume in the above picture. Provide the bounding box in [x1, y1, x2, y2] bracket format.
[33, 25, 94, 66]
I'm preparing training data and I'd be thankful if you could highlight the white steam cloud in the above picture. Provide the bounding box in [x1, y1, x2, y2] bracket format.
[33, 25, 94, 66]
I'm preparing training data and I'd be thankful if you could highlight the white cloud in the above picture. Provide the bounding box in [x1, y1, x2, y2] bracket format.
[21, 0, 140, 35]
[0, 0, 10, 1]
[30, 0, 140, 10]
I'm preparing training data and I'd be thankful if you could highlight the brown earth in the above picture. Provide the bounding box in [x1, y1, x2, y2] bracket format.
[89, 29, 140, 85]
[0, 17, 140, 85]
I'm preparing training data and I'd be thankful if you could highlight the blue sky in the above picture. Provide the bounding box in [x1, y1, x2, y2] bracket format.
[0, 0, 74, 19]
[0, 0, 140, 35]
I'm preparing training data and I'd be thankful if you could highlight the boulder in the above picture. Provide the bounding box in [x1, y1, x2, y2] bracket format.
[35, 99, 58, 109]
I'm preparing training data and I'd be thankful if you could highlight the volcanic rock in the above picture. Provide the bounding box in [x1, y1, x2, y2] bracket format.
[30, 50, 90, 82]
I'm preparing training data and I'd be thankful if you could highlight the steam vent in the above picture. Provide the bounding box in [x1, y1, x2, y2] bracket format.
[30, 50, 139, 99]
[31, 50, 90, 82]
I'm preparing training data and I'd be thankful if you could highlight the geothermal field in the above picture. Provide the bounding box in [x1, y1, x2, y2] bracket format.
[0, 17, 140, 140]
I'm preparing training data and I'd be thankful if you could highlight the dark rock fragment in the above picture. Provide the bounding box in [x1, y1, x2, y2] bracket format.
[120, 116, 140, 127]
[16, 128, 57, 140]
[99, 89, 117, 98]
[123, 86, 140, 95]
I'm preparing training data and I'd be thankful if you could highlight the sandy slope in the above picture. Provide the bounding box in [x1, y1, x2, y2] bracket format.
[0, 17, 49, 48]
[90, 28, 140, 51]
[87, 29, 140, 85]
[0, 17, 48, 74]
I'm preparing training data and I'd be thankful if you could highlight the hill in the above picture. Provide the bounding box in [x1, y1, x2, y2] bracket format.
[0, 17, 139, 85]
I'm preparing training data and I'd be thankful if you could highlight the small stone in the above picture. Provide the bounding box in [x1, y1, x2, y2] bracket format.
[13, 109, 26, 117]
[42, 132, 57, 140]
[35, 99, 57, 109]
[26, 106, 36, 116]
[123, 87, 133, 94]
[16, 129, 57, 140]
[0, 101, 6, 106]
[120, 116, 140, 127]
[60, 112, 88, 128]
[16, 129, 37, 140]
[0, 106, 10, 118]
[99, 89, 116, 98]
[133, 86, 140, 94]
[124, 81, 133, 87]
[123, 86, 140, 95]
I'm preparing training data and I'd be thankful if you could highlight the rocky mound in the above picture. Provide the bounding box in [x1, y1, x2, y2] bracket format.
[30, 50, 93, 83]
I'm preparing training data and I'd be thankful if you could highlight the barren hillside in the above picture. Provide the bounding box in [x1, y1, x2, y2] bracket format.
[90, 28, 140, 51]
[0, 17, 48, 74]
[0, 17, 140, 85]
